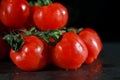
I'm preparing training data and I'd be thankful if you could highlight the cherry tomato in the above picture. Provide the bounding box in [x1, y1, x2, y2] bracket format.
[24, 5, 41, 30]
[33, 2, 68, 31]
[51, 32, 88, 70]
[78, 28, 102, 64]
[10, 36, 48, 71]
[0, 0, 30, 28]
[0, 35, 10, 60]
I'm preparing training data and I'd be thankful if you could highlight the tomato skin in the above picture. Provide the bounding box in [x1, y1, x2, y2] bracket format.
[25, 5, 41, 30]
[33, 3, 68, 31]
[0, 35, 10, 60]
[51, 32, 88, 69]
[0, 0, 30, 28]
[10, 36, 48, 71]
[78, 28, 102, 64]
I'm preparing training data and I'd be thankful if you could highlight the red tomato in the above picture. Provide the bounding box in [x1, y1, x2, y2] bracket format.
[10, 36, 48, 71]
[51, 32, 88, 70]
[24, 5, 41, 30]
[0, 0, 30, 28]
[78, 28, 102, 64]
[0, 35, 10, 60]
[33, 2, 68, 31]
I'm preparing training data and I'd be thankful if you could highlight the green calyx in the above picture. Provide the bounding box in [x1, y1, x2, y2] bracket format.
[3, 28, 37, 52]
[29, 0, 52, 6]
[33, 27, 66, 45]
[3, 27, 65, 51]
[3, 32, 24, 52]
[3, 27, 83, 52]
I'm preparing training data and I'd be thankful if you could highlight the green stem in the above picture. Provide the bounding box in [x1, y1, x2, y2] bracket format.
[29, 0, 52, 6]
[76, 28, 84, 33]
[42, 0, 52, 5]
[34, 0, 52, 6]
[3, 27, 84, 51]
[66, 27, 84, 34]
[35, 0, 43, 6]
[33, 28, 66, 45]
[3, 33, 24, 51]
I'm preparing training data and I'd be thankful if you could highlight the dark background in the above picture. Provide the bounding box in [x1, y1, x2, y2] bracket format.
[30, 0, 119, 42]
[54, 0, 119, 42]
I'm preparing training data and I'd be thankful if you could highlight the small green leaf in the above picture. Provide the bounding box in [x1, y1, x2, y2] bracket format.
[3, 33, 24, 52]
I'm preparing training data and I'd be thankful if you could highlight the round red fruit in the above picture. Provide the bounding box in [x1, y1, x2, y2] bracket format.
[10, 36, 48, 71]
[0, 0, 30, 28]
[51, 32, 88, 70]
[33, 3, 68, 31]
[78, 28, 102, 64]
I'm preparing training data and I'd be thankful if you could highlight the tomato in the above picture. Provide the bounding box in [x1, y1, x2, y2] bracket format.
[78, 28, 102, 64]
[51, 32, 88, 70]
[10, 36, 48, 71]
[0, 0, 30, 28]
[0, 35, 10, 60]
[33, 2, 68, 31]
[24, 5, 41, 30]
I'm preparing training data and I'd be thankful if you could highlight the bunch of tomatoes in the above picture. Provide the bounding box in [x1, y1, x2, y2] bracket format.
[0, 0, 103, 71]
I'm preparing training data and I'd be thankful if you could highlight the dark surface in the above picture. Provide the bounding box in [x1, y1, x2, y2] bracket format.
[0, 42, 120, 80]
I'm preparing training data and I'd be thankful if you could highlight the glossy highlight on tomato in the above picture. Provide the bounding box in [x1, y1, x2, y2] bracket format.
[78, 28, 102, 64]
[10, 36, 48, 71]
[0, 0, 30, 28]
[51, 32, 88, 70]
[33, 2, 68, 31]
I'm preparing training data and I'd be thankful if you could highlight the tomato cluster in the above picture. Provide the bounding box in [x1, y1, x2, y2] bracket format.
[0, 0, 103, 71]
